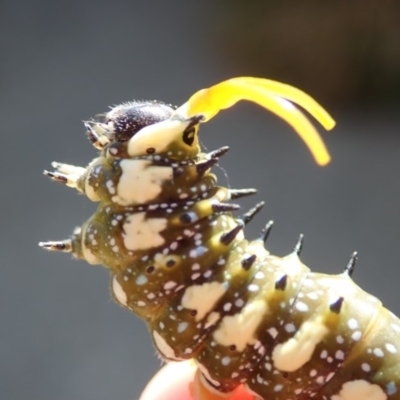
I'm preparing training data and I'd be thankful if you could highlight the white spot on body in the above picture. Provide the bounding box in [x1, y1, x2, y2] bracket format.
[248, 284, 259, 292]
[272, 319, 329, 372]
[213, 300, 268, 352]
[181, 282, 227, 321]
[336, 335, 345, 344]
[189, 246, 207, 258]
[295, 301, 309, 312]
[135, 274, 148, 285]
[307, 292, 319, 300]
[385, 343, 397, 354]
[113, 159, 173, 205]
[235, 298, 244, 308]
[285, 323, 296, 333]
[373, 348, 384, 357]
[221, 356, 231, 366]
[331, 379, 387, 400]
[362, 363, 371, 372]
[122, 212, 167, 251]
[386, 382, 397, 395]
[254, 271, 264, 280]
[177, 322, 189, 333]
[274, 384, 283, 392]
[268, 327, 278, 339]
[164, 281, 177, 290]
[348, 318, 358, 330]
[335, 350, 345, 360]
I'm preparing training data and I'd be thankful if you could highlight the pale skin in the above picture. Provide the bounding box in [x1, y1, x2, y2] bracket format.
[139, 361, 254, 400]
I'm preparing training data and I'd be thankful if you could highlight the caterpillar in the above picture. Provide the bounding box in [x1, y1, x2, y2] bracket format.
[40, 77, 400, 400]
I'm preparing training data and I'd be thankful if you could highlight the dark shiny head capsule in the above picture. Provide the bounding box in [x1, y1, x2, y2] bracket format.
[106, 100, 175, 142]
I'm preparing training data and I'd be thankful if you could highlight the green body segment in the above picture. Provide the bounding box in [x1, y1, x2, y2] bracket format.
[47, 115, 400, 400]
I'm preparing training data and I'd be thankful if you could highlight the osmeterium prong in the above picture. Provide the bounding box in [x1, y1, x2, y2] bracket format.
[294, 234, 304, 256]
[43, 168, 82, 189]
[43, 170, 68, 185]
[208, 146, 230, 159]
[39, 239, 72, 253]
[344, 252, 358, 277]
[230, 188, 257, 200]
[258, 220, 274, 243]
[241, 201, 265, 225]
[212, 203, 240, 213]
[196, 158, 219, 175]
[51, 162, 86, 176]
[84, 121, 103, 148]
[220, 223, 244, 246]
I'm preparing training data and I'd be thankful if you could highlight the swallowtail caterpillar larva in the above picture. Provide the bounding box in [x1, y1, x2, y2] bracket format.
[40, 77, 400, 400]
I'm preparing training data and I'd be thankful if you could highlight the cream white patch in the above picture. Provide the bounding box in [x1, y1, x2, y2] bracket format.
[272, 319, 328, 372]
[181, 282, 227, 321]
[213, 300, 268, 352]
[81, 245, 99, 265]
[122, 212, 167, 251]
[204, 312, 220, 329]
[331, 379, 387, 400]
[113, 159, 173, 206]
[112, 276, 128, 306]
[127, 118, 189, 157]
[152, 330, 181, 360]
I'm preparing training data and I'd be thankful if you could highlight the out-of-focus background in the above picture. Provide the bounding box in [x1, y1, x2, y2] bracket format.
[1, 1, 399, 399]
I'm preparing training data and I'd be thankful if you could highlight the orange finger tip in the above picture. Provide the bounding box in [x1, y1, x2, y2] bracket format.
[139, 361, 196, 400]
[139, 361, 254, 400]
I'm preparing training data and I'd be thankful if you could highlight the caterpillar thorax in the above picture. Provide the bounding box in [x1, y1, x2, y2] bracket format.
[41, 78, 400, 400]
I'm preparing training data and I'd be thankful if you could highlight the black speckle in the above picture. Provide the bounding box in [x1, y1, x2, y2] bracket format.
[146, 265, 155, 274]
[180, 213, 192, 224]
[166, 259, 176, 267]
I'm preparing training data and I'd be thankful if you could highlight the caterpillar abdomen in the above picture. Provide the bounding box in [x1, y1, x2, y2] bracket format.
[40, 78, 399, 400]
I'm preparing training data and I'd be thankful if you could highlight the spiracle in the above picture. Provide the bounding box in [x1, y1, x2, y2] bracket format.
[40, 77, 399, 400]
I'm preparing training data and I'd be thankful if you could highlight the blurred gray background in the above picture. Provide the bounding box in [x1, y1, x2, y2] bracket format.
[1, 1, 400, 400]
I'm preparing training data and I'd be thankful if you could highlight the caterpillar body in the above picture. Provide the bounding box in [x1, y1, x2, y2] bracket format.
[40, 78, 400, 400]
